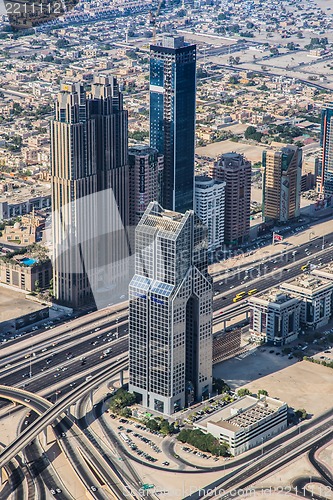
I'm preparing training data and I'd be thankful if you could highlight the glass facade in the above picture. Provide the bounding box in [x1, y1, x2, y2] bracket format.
[150, 38, 196, 213]
[320, 104, 333, 195]
[128, 202, 212, 415]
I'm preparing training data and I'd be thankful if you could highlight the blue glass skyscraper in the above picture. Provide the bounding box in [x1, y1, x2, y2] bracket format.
[150, 35, 196, 213]
[319, 104, 333, 196]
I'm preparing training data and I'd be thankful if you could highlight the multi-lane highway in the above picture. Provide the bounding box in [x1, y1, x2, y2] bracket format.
[0, 233, 331, 411]
[213, 233, 333, 312]
[0, 357, 141, 500]
[0, 230, 333, 498]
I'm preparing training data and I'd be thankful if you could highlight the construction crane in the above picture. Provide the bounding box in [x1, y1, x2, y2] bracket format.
[149, 0, 164, 44]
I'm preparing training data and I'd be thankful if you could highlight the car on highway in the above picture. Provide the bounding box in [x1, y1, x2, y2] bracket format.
[90, 486, 98, 492]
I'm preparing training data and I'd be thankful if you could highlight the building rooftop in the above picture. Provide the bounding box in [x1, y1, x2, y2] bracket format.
[197, 395, 286, 432]
[253, 287, 296, 304]
[281, 274, 332, 293]
[311, 264, 333, 279]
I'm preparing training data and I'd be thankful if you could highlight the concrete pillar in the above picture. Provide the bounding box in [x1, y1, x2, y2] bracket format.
[40, 428, 48, 447]
[119, 370, 124, 388]
[0, 466, 7, 487]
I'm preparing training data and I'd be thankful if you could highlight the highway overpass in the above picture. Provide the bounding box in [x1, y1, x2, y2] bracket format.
[0, 357, 128, 470]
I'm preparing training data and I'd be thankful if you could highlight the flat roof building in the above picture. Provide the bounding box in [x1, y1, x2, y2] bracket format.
[262, 145, 302, 224]
[249, 288, 301, 345]
[210, 153, 251, 247]
[280, 274, 333, 329]
[311, 263, 333, 281]
[194, 175, 225, 259]
[195, 395, 287, 456]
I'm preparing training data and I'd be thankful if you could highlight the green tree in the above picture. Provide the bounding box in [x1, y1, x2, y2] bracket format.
[257, 389, 268, 398]
[119, 407, 132, 418]
[244, 126, 257, 139]
[295, 408, 307, 421]
[109, 389, 135, 413]
[177, 429, 229, 456]
[229, 76, 239, 84]
[34, 280, 41, 293]
[237, 388, 251, 397]
[56, 38, 69, 48]
[213, 378, 230, 394]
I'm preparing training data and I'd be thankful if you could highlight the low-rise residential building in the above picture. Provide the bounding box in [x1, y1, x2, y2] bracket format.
[249, 288, 301, 345]
[1, 213, 45, 246]
[195, 395, 288, 456]
[0, 253, 52, 292]
[280, 275, 333, 329]
[0, 194, 51, 221]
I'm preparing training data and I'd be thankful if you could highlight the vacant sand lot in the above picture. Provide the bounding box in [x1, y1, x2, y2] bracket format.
[214, 353, 333, 416]
[196, 140, 266, 163]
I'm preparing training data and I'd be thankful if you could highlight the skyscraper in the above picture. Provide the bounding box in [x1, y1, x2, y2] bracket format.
[128, 145, 164, 226]
[89, 76, 130, 305]
[89, 75, 129, 219]
[194, 175, 225, 259]
[129, 202, 212, 415]
[211, 153, 251, 246]
[50, 82, 97, 307]
[51, 76, 130, 308]
[262, 146, 301, 223]
[319, 103, 333, 196]
[150, 35, 196, 213]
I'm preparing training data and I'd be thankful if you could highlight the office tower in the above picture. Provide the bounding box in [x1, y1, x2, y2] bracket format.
[88, 75, 131, 305]
[262, 146, 301, 224]
[128, 145, 164, 226]
[50, 82, 97, 307]
[129, 202, 212, 415]
[319, 104, 333, 196]
[211, 153, 251, 246]
[150, 35, 196, 213]
[194, 175, 225, 259]
[51, 77, 130, 308]
[89, 75, 129, 218]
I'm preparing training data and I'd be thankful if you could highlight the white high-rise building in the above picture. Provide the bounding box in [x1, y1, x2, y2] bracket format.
[194, 176, 225, 258]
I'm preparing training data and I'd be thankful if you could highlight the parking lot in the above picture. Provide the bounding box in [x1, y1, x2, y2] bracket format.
[106, 414, 176, 468]
[174, 442, 223, 467]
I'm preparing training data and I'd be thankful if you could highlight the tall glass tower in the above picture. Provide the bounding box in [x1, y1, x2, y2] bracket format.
[319, 104, 333, 196]
[128, 202, 213, 415]
[150, 35, 196, 213]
